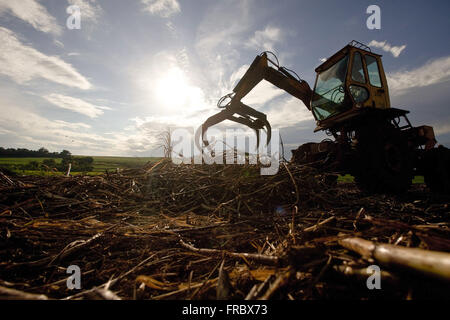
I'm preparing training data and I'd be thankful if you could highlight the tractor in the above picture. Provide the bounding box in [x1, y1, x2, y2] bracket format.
[198, 40, 450, 194]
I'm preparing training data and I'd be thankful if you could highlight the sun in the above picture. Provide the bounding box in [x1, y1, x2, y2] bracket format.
[147, 65, 209, 118]
[154, 66, 192, 111]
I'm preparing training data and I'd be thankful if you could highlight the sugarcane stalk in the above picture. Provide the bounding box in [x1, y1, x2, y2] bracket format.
[339, 237, 450, 281]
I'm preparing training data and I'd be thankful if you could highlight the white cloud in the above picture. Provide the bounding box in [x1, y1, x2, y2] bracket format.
[67, 0, 103, 24]
[165, 21, 178, 37]
[0, 0, 62, 35]
[0, 97, 158, 156]
[368, 40, 406, 58]
[0, 127, 13, 135]
[228, 64, 250, 87]
[53, 120, 91, 129]
[0, 27, 92, 90]
[195, 0, 252, 96]
[43, 94, 110, 118]
[388, 56, 450, 95]
[242, 81, 285, 106]
[433, 123, 450, 136]
[194, 5, 292, 110]
[246, 26, 282, 52]
[0, 102, 102, 152]
[141, 0, 180, 18]
[266, 97, 313, 128]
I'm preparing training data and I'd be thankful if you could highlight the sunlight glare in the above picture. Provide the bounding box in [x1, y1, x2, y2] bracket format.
[154, 66, 206, 114]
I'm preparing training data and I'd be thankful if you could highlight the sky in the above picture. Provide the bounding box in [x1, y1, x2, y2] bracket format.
[0, 0, 449, 157]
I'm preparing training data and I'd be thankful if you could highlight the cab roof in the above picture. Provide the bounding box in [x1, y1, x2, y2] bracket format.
[315, 40, 382, 73]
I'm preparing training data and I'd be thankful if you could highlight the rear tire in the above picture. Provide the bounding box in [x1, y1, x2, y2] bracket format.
[354, 127, 413, 194]
[423, 146, 450, 194]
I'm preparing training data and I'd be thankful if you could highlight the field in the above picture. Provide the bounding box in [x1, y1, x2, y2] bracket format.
[0, 157, 427, 183]
[0, 156, 160, 175]
[0, 160, 448, 301]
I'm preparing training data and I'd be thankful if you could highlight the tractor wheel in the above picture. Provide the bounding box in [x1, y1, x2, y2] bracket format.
[354, 128, 413, 194]
[423, 146, 450, 194]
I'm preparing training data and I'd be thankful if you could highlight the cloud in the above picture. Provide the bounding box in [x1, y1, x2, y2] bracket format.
[165, 21, 178, 37]
[0, 27, 92, 90]
[67, 0, 103, 24]
[53, 120, 91, 129]
[194, 4, 292, 109]
[0, 96, 158, 156]
[266, 97, 313, 128]
[195, 0, 251, 89]
[0, 0, 62, 35]
[433, 123, 450, 136]
[0, 101, 104, 152]
[0, 127, 13, 135]
[141, 0, 180, 18]
[246, 26, 282, 52]
[368, 40, 406, 58]
[43, 94, 110, 118]
[388, 56, 450, 95]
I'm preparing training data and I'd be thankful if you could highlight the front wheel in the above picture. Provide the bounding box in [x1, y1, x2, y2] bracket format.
[353, 129, 414, 194]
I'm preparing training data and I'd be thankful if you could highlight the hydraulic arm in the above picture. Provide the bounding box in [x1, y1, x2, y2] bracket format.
[197, 52, 312, 149]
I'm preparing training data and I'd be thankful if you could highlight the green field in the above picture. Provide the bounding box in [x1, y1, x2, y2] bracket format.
[82, 156, 160, 172]
[0, 156, 160, 175]
[0, 157, 426, 182]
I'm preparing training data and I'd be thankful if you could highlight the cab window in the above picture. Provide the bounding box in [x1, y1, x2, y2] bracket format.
[351, 52, 365, 83]
[349, 85, 369, 103]
[365, 55, 382, 87]
[311, 55, 350, 121]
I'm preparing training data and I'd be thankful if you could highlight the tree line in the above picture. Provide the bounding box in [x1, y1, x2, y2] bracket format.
[0, 147, 71, 158]
[0, 147, 94, 173]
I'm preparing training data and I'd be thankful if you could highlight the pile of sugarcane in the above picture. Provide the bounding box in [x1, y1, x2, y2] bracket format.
[0, 160, 449, 300]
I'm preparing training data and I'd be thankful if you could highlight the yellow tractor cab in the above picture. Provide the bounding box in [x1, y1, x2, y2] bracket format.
[312, 40, 392, 131]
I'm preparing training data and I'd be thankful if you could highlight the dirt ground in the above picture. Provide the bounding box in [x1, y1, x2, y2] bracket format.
[0, 160, 449, 300]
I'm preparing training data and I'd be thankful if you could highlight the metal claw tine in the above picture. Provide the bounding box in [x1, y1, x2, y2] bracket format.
[262, 119, 272, 146]
[255, 129, 260, 150]
[198, 98, 273, 152]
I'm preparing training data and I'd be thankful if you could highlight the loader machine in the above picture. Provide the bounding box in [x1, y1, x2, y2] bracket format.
[198, 41, 450, 194]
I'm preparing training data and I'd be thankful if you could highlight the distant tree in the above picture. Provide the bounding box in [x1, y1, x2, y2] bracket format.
[0, 147, 63, 158]
[82, 156, 94, 164]
[76, 157, 93, 171]
[60, 150, 72, 159]
[38, 147, 49, 155]
[42, 158, 56, 167]
[75, 158, 93, 172]
[157, 128, 173, 159]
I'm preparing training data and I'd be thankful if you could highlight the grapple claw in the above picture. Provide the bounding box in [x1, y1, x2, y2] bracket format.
[196, 99, 272, 152]
[197, 50, 311, 155]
